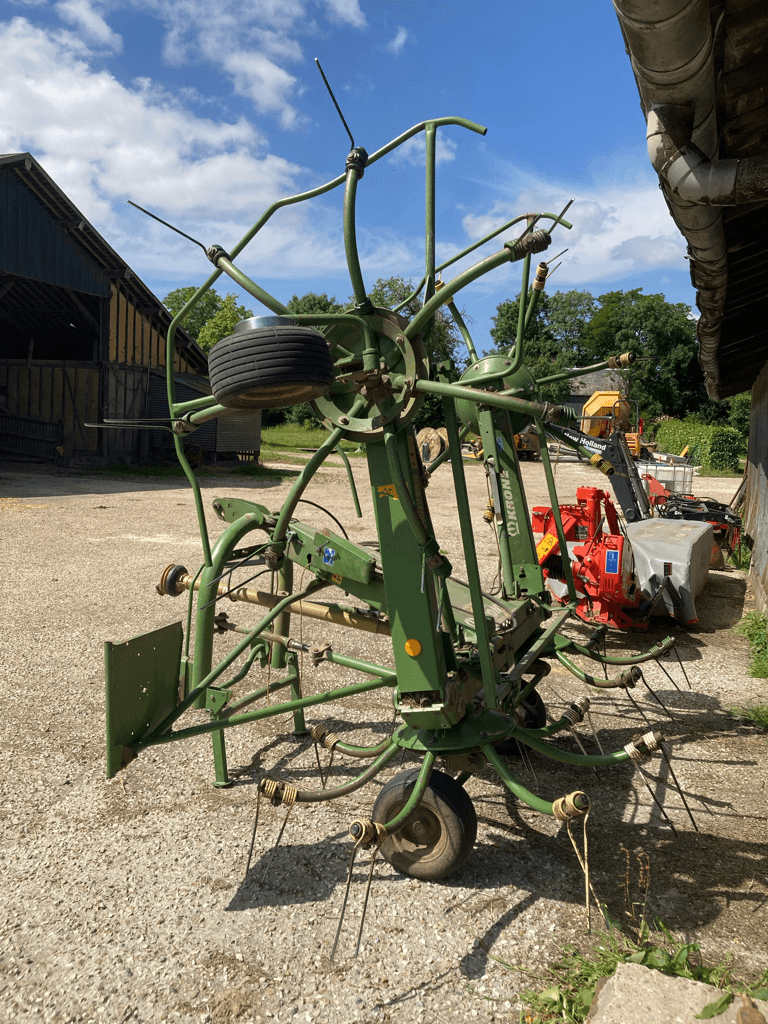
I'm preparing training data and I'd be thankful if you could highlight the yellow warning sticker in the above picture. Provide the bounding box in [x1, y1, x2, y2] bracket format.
[332, 573, 343, 584]
[536, 533, 558, 561]
[377, 484, 399, 500]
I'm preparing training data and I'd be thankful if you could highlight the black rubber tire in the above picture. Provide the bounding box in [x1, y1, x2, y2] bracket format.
[495, 689, 547, 756]
[372, 768, 477, 880]
[208, 325, 335, 409]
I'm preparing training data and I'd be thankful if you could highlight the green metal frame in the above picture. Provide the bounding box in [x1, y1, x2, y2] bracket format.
[105, 115, 674, 860]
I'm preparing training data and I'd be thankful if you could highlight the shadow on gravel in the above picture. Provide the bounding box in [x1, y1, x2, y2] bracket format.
[458, 816, 768, 979]
[0, 462, 291, 498]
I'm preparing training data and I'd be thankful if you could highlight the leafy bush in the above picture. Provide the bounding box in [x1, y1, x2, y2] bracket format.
[653, 418, 741, 470]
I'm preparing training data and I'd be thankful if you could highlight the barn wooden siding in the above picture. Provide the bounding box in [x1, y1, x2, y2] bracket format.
[0, 361, 99, 453]
[744, 360, 768, 611]
[100, 282, 199, 459]
[107, 281, 195, 375]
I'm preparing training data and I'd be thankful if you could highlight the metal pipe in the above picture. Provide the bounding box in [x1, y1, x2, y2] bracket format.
[380, 752, 436, 834]
[215, 256, 290, 316]
[293, 742, 402, 803]
[178, 573, 391, 636]
[343, 164, 369, 310]
[481, 743, 556, 815]
[134, 675, 397, 752]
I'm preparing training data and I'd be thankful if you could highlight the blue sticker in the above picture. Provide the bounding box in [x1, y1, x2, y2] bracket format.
[496, 436, 504, 451]
[322, 546, 336, 566]
[605, 549, 619, 575]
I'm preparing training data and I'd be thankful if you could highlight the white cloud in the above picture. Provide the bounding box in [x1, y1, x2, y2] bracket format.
[390, 134, 457, 167]
[221, 50, 302, 129]
[130, 0, 366, 126]
[0, 15, 407, 299]
[322, 0, 366, 28]
[387, 26, 409, 55]
[608, 234, 685, 267]
[0, 19, 302, 228]
[460, 169, 686, 287]
[55, 0, 122, 50]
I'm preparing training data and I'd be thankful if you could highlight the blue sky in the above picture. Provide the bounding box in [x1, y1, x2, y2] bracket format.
[1, 0, 695, 353]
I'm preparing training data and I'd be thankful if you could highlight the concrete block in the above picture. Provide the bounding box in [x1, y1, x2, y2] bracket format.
[587, 962, 768, 1024]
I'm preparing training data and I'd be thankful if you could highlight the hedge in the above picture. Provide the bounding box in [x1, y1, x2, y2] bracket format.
[654, 418, 741, 470]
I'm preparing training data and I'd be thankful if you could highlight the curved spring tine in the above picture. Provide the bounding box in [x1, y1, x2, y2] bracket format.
[244, 787, 263, 879]
[638, 669, 677, 723]
[653, 657, 683, 694]
[635, 764, 678, 836]
[331, 840, 362, 962]
[673, 647, 692, 689]
[261, 804, 294, 885]
[660, 742, 699, 832]
[354, 847, 379, 958]
[585, 709, 605, 755]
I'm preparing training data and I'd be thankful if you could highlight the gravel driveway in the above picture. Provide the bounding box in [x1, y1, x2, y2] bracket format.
[1, 456, 766, 1024]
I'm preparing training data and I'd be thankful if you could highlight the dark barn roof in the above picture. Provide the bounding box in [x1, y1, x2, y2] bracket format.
[0, 153, 207, 373]
[614, 0, 768, 399]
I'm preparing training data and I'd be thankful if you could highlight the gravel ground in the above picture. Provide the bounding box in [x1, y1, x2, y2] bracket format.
[1, 455, 767, 1024]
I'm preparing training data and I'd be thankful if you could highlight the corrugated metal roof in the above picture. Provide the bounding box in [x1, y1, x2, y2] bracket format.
[0, 153, 208, 375]
[0, 166, 108, 296]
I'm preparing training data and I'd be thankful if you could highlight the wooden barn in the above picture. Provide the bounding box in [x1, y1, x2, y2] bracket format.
[0, 152, 258, 465]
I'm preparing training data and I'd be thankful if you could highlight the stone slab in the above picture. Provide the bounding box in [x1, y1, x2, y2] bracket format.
[587, 962, 768, 1024]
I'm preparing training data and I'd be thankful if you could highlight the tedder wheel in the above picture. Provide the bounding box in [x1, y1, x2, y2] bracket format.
[207, 317, 335, 410]
[371, 768, 477, 880]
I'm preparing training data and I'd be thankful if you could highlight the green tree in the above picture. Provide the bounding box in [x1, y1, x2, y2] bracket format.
[162, 287, 227, 340]
[488, 290, 597, 403]
[196, 294, 254, 353]
[583, 289, 703, 420]
[286, 292, 344, 315]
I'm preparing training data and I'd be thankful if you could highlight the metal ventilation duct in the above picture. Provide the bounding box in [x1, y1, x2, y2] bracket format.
[613, 0, 768, 399]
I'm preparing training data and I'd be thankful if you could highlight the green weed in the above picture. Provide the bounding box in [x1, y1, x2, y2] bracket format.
[734, 612, 768, 679]
[498, 920, 768, 1023]
[483, 849, 768, 1022]
[728, 704, 768, 732]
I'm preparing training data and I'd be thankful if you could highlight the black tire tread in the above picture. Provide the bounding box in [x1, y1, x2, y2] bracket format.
[372, 768, 477, 880]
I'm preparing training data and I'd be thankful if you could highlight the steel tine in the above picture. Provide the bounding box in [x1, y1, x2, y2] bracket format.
[653, 657, 683, 694]
[636, 765, 678, 835]
[312, 738, 327, 789]
[638, 670, 677, 722]
[660, 742, 699, 832]
[331, 841, 361, 962]
[244, 787, 263, 879]
[260, 804, 294, 885]
[585, 709, 605, 755]
[354, 847, 379, 957]
[569, 727, 600, 779]
[625, 689, 654, 728]
[673, 647, 692, 689]
[521, 741, 539, 786]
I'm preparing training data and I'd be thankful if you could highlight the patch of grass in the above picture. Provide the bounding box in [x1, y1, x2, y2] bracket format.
[727, 543, 751, 571]
[734, 611, 768, 678]
[697, 464, 743, 477]
[492, 919, 768, 1024]
[728, 704, 768, 732]
[261, 423, 361, 453]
